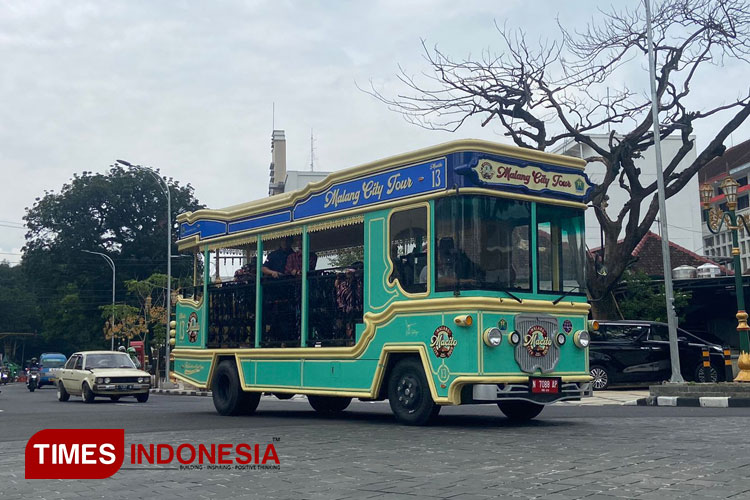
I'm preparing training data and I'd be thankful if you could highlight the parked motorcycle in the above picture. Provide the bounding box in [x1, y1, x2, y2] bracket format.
[27, 369, 39, 392]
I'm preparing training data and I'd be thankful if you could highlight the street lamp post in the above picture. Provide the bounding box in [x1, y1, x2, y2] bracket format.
[700, 177, 750, 381]
[116, 159, 172, 385]
[82, 250, 116, 351]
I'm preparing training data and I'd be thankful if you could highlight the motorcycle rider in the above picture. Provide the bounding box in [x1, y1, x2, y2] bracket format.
[127, 347, 142, 369]
[27, 357, 40, 391]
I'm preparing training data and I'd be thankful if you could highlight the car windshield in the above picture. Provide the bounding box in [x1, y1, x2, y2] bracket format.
[42, 359, 66, 368]
[84, 353, 136, 369]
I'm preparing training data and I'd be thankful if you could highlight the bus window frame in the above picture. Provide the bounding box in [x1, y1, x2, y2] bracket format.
[386, 202, 431, 298]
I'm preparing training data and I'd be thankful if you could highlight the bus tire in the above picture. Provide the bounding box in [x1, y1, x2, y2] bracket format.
[307, 395, 351, 414]
[212, 360, 259, 416]
[387, 358, 438, 426]
[497, 400, 544, 421]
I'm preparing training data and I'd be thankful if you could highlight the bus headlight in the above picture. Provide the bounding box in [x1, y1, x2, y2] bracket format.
[556, 333, 567, 346]
[483, 327, 503, 347]
[509, 331, 521, 345]
[574, 331, 590, 348]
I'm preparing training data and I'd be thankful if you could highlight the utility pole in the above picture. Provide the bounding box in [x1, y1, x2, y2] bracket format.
[645, 0, 683, 382]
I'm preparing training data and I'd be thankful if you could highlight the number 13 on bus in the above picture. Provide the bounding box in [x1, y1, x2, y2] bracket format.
[170, 139, 597, 425]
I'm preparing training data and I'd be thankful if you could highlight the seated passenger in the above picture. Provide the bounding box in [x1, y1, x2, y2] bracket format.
[284, 236, 317, 276]
[262, 237, 293, 278]
[233, 256, 257, 282]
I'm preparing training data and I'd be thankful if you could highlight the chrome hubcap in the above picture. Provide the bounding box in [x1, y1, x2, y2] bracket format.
[397, 375, 420, 411]
[591, 368, 608, 389]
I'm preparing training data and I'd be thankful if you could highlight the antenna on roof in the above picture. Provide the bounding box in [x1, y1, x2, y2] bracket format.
[310, 128, 316, 171]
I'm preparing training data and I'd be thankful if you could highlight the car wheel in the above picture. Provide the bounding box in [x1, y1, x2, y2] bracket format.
[110, 395, 121, 402]
[135, 392, 149, 403]
[274, 393, 294, 400]
[695, 363, 719, 383]
[497, 400, 545, 421]
[307, 395, 351, 414]
[57, 382, 70, 402]
[387, 358, 438, 426]
[590, 366, 610, 390]
[82, 383, 95, 404]
[212, 360, 260, 416]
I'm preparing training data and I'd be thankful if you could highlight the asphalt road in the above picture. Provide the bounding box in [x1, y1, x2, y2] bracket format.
[2, 382, 750, 499]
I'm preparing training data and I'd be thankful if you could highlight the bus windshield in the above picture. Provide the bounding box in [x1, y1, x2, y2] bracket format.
[435, 195, 532, 292]
[435, 195, 585, 295]
[537, 204, 586, 294]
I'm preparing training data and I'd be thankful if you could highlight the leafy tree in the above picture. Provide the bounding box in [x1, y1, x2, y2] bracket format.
[618, 270, 692, 322]
[367, 0, 750, 316]
[21, 166, 203, 350]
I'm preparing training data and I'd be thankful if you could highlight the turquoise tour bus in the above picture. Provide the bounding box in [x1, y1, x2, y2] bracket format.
[170, 139, 595, 425]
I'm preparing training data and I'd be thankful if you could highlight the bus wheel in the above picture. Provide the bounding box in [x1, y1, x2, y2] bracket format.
[212, 360, 260, 416]
[308, 395, 351, 414]
[387, 358, 438, 426]
[497, 401, 544, 421]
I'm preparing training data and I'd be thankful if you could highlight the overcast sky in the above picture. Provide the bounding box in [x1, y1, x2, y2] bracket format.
[2, 0, 749, 263]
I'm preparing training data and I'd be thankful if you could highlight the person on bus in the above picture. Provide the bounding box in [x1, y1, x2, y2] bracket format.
[262, 237, 293, 278]
[284, 237, 317, 277]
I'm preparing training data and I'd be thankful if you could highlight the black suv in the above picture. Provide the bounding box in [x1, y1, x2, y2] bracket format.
[589, 321, 726, 389]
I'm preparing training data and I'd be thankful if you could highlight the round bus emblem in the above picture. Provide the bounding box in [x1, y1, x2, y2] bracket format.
[480, 161, 494, 180]
[524, 325, 552, 358]
[562, 320, 573, 334]
[430, 326, 457, 358]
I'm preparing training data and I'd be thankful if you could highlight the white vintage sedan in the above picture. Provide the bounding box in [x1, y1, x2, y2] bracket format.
[56, 351, 151, 403]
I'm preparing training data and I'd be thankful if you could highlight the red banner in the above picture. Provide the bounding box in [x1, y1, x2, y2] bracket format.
[25, 429, 125, 479]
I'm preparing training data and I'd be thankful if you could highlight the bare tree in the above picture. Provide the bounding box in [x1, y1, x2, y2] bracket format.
[365, 0, 750, 316]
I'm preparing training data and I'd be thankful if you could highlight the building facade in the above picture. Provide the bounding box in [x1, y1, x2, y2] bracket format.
[554, 134, 701, 252]
[698, 139, 750, 273]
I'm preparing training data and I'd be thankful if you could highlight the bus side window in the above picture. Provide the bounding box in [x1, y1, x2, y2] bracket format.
[389, 207, 428, 294]
[308, 221, 365, 347]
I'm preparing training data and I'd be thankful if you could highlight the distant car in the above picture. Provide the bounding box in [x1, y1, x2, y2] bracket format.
[589, 320, 725, 390]
[56, 351, 151, 403]
[39, 352, 67, 388]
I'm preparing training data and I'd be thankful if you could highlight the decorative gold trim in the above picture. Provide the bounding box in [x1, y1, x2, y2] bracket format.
[175, 295, 203, 308]
[172, 297, 589, 361]
[178, 188, 587, 252]
[263, 227, 303, 242]
[203, 234, 257, 252]
[307, 215, 365, 233]
[178, 139, 587, 225]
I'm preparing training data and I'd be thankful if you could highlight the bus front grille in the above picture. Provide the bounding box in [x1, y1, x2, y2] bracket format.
[513, 314, 560, 374]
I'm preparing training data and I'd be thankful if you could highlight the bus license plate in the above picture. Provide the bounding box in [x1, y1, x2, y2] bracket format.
[530, 377, 560, 394]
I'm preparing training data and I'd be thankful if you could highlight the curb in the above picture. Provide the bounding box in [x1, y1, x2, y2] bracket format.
[627, 396, 750, 408]
[150, 388, 211, 397]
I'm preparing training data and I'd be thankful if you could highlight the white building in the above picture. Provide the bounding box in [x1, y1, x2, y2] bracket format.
[553, 134, 701, 252]
[268, 130, 330, 196]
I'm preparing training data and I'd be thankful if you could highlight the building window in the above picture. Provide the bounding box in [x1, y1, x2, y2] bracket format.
[704, 236, 714, 248]
[739, 176, 748, 187]
[739, 195, 749, 211]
